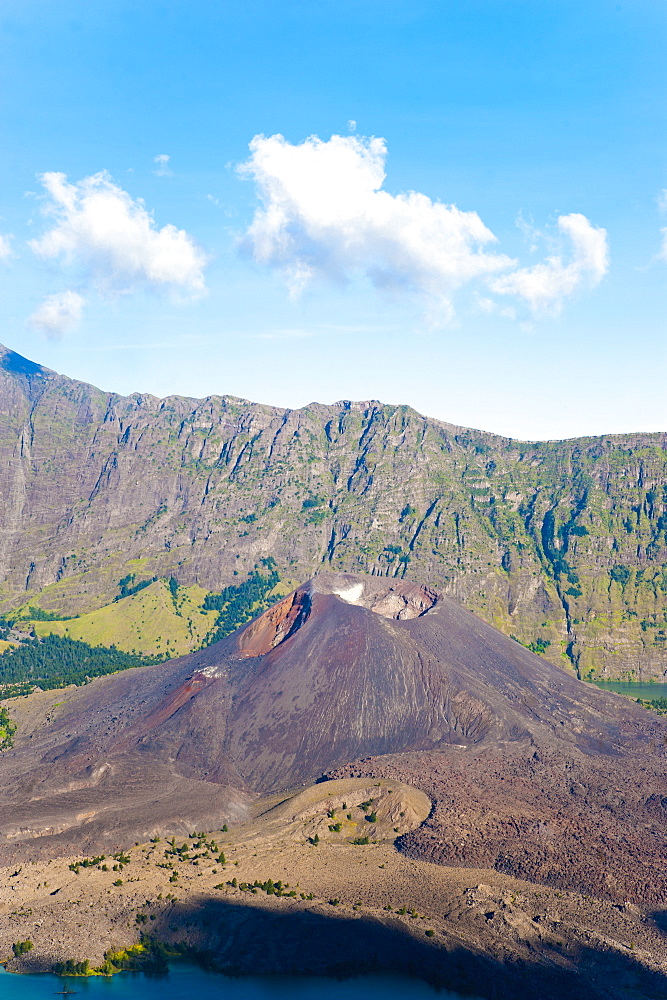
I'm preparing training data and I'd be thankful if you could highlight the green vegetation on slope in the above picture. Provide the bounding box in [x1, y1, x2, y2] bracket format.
[203, 558, 281, 644]
[30, 579, 218, 657]
[115, 573, 158, 601]
[15, 606, 73, 621]
[0, 566, 287, 699]
[0, 634, 160, 695]
[0, 705, 16, 749]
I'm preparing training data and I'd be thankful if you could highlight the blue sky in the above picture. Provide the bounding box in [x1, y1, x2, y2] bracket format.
[0, 0, 665, 440]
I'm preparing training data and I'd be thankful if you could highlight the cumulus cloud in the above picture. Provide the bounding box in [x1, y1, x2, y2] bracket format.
[0, 234, 13, 259]
[490, 213, 609, 315]
[239, 133, 514, 312]
[238, 133, 609, 320]
[28, 290, 85, 338]
[153, 154, 172, 177]
[29, 171, 207, 297]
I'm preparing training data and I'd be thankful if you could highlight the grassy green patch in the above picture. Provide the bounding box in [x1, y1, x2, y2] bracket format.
[31, 580, 218, 657]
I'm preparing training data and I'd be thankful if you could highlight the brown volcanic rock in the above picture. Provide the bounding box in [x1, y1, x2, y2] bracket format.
[1, 573, 666, 905]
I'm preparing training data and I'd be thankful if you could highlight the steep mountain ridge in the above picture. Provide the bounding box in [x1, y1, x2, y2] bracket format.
[3, 343, 667, 677]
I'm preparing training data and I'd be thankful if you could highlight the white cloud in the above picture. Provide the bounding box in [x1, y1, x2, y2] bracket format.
[476, 295, 516, 320]
[28, 290, 85, 339]
[29, 171, 207, 297]
[153, 154, 172, 178]
[238, 133, 515, 313]
[0, 233, 12, 259]
[490, 213, 609, 315]
[238, 133, 610, 321]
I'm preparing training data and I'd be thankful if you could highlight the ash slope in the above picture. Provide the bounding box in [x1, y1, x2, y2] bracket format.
[1, 574, 665, 902]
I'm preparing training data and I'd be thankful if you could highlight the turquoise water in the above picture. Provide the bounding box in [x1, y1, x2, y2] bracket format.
[0, 966, 477, 1000]
[592, 680, 667, 700]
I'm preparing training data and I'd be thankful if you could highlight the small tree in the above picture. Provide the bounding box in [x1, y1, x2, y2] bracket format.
[12, 940, 33, 957]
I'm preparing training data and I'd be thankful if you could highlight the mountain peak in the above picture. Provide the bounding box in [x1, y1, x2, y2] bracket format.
[0, 343, 54, 382]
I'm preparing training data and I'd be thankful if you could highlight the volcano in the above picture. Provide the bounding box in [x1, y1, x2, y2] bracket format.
[1, 573, 666, 902]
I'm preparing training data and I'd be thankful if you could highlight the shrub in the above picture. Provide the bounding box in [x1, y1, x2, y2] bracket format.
[527, 637, 551, 655]
[12, 940, 33, 957]
[69, 855, 106, 873]
[0, 707, 16, 751]
[610, 565, 631, 586]
[53, 959, 89, 976]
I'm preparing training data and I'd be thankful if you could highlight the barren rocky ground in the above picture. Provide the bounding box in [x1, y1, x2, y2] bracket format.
[1, 779, 666, 1000]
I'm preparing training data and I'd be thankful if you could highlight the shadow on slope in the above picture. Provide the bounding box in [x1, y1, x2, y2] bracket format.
[149, 896, 667, 1000]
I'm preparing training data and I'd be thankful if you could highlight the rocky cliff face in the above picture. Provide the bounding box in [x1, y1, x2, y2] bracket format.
[3, 343, 667, 679]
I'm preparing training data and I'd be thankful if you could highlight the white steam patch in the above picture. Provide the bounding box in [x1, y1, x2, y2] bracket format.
[333, 583, 364, 605]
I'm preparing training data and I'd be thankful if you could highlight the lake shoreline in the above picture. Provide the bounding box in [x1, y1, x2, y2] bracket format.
[0, 965, 479, 1000]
